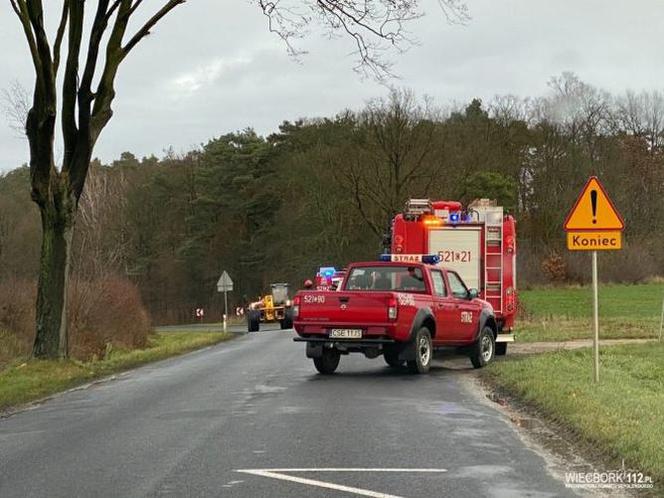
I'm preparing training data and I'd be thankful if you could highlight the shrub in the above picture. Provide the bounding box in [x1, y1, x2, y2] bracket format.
[68, 276, 151, 359]
[601, 243, 658, 283]
[0, 278, 35, 362]
[0, 275, 151, 362]
[541, 252, 568, 283]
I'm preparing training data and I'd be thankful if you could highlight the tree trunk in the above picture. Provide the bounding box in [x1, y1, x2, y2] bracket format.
[32, 200, 75, 359]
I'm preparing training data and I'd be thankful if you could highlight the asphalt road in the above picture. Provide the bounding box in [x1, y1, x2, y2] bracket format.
[0, 327, 577, 498]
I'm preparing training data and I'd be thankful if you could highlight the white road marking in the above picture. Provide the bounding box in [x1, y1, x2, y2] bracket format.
[253, 468, 448, 472]
[235, 468, 447, 498]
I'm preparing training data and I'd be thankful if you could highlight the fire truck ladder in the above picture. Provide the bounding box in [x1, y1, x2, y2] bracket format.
[484, 216, 503, 314]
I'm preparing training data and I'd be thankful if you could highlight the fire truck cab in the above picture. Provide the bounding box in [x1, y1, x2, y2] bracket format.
[390, 198, 516, 353]
[314, 267, 346, 291]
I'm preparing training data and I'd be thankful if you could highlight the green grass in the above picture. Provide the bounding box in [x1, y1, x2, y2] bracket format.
[486, 343, 664, 485]
[0, 331, 233, 412]
[516, 283, 664, 342]
[0, 330, 28, 370]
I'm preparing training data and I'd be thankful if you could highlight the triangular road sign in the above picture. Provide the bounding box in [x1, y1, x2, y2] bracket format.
[564, 176, 624, 231]
[217, 271, 233, 292]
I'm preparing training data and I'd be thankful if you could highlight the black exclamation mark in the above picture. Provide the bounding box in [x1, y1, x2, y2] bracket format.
[591, 190, 598, 224]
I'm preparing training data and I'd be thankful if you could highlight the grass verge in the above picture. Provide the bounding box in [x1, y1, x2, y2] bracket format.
[0, 331, 233, 412]
[485, 342, 664, 487]
[516, 317, 658, 343]
[517, 283, 664, 342]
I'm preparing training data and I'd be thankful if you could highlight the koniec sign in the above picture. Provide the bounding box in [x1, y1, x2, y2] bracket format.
[564, 176, 625, 383]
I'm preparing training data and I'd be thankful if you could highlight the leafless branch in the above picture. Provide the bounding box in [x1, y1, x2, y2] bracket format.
[10, 1, 42, 80]
[122, 0, 186, 55]
[62, 0, 84, 166]
[8, 0, 20, 17]
[255, 0, 468, 80]
[53, 0, 69, 74]
[104, 0, 123, 23]
[1, 80, 30, 138]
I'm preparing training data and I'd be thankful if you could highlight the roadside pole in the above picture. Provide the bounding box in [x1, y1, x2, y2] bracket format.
[217, 271, 234, 334]
[658, 294, 664, 342]
[564, 176, 624, 384]
[592, 251, 599, 383]
[224, 289, 228, 333]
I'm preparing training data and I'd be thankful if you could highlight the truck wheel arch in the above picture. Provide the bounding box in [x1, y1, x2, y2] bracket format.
[476, 309, 497, 341]
[408, 308, 436, 340]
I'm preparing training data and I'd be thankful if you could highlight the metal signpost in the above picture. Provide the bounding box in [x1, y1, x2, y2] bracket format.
[564, 176, 624, 383]
[659, 295, 664, 343]
[217, 271, 234, 333]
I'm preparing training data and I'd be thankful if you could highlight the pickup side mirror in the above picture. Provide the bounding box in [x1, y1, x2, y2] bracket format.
[467, 288, 479, 299]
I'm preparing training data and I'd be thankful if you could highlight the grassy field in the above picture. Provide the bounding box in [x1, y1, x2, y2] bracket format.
[0, 331, 232, 412]
[486, 342, 664, 486]
[516, 283, 664, 342]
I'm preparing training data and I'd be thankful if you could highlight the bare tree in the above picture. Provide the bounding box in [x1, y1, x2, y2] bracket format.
[75, 164, 129, 278]
[614, 90, 664, 152]
[489, 94, 530, 126]
[9, 0, 186, 358]
[531, 72, 611, 163]
[10, 0, 466, 359]
[333, 88, 441, 236]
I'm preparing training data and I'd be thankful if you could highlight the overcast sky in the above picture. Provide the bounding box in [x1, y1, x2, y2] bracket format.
[1, 0, 663, 172]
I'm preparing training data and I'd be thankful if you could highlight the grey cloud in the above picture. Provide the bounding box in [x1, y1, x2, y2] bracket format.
[2, 0, 664, 171]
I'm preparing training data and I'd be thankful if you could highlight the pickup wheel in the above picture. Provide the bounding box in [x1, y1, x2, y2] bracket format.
[495, 342, 507, 356]
[470, 326, 495, 368]
[383, 349, 405, 369]
[313, 350, 340, 375]
[407, 327, 432, 374]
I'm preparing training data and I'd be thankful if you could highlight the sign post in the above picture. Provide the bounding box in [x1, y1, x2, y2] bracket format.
[592, 251, 599, 382]
[659, 295, 664, 342]
[564, 176, 624, 383]
[217, 271, 234, 333]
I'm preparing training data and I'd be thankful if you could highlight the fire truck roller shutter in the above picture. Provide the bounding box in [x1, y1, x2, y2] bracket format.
[428, 227, 482, 291]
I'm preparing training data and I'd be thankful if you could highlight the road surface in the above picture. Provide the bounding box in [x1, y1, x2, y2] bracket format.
[0, 327, 577, 497]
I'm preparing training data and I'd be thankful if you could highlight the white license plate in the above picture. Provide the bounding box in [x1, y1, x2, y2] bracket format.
[329, 329, 362, 339]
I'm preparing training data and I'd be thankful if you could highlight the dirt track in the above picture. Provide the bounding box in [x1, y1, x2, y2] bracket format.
[509, 338, 655, 355]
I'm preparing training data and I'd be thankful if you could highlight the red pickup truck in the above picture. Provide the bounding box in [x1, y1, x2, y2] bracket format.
[292, 260, 498, 374]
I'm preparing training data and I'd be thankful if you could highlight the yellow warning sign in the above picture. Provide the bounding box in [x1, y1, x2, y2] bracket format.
[564, 177, 624, 231]
[567, 231, 622, 251]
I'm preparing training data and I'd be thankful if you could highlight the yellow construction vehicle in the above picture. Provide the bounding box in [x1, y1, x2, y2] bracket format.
[247, 283, 293, 332]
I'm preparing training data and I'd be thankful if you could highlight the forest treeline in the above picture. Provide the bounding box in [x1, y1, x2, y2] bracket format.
[1, 73, 663, 324]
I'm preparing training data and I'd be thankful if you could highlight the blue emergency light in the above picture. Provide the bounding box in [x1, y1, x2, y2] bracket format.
[422, 255, 441, 264]
[319, 266, 336, 277]
[449, 212, 460, 224]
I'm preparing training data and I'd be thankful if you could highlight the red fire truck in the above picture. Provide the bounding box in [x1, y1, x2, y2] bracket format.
[389, 198, 517, 354]
[313, 267, 346, 291]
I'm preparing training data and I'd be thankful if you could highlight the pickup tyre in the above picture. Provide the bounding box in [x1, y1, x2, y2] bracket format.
[470, 326, 495, 369]
[407, 327, 432, 374]
[313, 349, 340, 375]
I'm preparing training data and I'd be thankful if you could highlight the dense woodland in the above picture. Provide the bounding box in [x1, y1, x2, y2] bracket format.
[1, 74, 663, 324]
